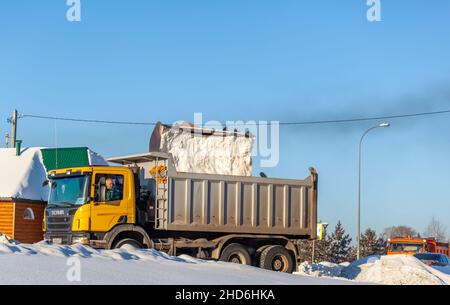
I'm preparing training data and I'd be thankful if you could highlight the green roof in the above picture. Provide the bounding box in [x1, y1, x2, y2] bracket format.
[41, 147, 90, 171]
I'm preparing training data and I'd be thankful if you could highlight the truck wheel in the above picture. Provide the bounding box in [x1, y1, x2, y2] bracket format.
[113, 238, 143, 249]
[254, 245, 271, 267]
[259, 245, 295, 273]
[219, 243, 252, 265]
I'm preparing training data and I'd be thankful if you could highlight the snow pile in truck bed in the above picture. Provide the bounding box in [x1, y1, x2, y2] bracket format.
[296, 255, 450, 285]
[0, 148, 48, 201]
[0, 241, 354, 285]
[149, 122, 253, 176]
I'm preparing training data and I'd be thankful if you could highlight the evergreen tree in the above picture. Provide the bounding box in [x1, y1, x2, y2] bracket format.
[297, 239, 313, 263]
[314, 227, 331, 262]
[348, 228, 386, 261]
[328, 221, 352, 264]
[297, 227, 331, 263]
[359, 228, 386, 257]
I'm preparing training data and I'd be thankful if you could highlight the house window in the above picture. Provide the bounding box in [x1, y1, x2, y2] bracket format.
[23, 208, 35, 220]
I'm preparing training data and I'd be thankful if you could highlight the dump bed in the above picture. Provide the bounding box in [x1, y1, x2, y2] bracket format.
[109, 152, 318, 239]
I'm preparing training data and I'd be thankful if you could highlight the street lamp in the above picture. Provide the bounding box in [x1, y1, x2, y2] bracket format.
[357, 122, 390, 260]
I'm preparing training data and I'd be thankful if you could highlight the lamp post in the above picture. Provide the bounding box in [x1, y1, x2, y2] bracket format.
[357, 122, 390, 260]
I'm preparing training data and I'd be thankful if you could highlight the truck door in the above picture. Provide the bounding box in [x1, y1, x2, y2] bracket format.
[90, 171, 130, 232]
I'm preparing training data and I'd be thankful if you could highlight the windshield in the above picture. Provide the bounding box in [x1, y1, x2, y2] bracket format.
[48, 175, 90, 207]
[389, 242, 423, 253]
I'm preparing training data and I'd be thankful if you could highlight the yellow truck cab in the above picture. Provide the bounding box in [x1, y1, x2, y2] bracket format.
[44, 152, 318, 273]
[45, 166, 139, 247]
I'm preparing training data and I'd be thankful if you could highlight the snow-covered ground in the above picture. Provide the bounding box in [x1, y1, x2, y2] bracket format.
[1, 234, 448, 285]
[0, 235, 354, 285]
[296, 255, 450, 285]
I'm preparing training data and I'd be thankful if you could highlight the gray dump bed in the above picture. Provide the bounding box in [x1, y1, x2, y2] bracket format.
[109, 152, 318, 239]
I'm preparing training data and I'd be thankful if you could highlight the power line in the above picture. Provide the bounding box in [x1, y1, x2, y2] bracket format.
[17, 109, 450, 126]
[20, 114, 157, 126]
[276, 109, 450, 125]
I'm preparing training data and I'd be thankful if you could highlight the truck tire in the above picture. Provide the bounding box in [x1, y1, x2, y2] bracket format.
[113, 238, 143, 249]
[259, 245, 295, 273]
[219, 243, 252, 265]
[254, 245, 271, 267]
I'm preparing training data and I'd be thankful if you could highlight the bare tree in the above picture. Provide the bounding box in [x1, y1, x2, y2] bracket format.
[423, 217, 447, 242]
[383, 226, 418, 239]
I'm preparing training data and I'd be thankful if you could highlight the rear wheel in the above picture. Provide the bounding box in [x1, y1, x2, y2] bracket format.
[113, 238, 143, 249]
[259, 245, 295, 273]
[254, 245, 271, 267]
[219, 243, 252, 265]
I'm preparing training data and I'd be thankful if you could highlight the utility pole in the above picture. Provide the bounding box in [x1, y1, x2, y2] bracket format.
[5, 133, 9, 148]
[11, 109, 18, 148]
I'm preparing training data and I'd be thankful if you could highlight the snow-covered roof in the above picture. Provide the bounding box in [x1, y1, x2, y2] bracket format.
[87, 149, 108, 166]
[0, 147, 108, 201]
[0, 147, 108, 202]
[0, 148, 48, 202]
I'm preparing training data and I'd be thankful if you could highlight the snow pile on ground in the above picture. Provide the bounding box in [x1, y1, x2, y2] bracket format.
[149, 122, 253, 176]
[296, 261, 347, 278]
[0, 240, 354, 285]
[296, 255, 450, 285]
[434, 265, 450, 276]
[0, 148, 48, 201]
[0, 233, 18, 245]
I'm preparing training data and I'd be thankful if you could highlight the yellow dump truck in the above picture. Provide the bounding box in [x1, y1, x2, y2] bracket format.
[44, 152, 318, 273]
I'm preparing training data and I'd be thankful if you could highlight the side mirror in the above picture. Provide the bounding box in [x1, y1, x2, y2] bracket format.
[42, 180, 49, 187]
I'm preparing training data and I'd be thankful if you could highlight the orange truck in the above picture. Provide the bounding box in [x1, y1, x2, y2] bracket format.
[387, 237, 450, 256]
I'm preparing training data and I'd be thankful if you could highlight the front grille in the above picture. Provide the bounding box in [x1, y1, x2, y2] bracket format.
[47, 224, 71, 230]
[45, 208, 77, 244]
[47, 217, 70, 223]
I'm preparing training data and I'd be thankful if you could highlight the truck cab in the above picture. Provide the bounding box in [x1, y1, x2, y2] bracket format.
[44, 166, 138, 247]
[386, 237, 447, 255]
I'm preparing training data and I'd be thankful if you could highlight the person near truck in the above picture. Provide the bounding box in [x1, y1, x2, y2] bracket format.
[105, 177, 122, 201]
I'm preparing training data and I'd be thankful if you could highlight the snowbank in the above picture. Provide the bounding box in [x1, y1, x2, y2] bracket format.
[296, 255, 450, 285]
[343, 255, 450, 285]
[296, 261, 347, 278]
[0, 148, 48, 201]
[149, 122, 253, 176]
[0, 233, 18, 245]
[434, 265, 450, 276]
[0, 239, 353, 285]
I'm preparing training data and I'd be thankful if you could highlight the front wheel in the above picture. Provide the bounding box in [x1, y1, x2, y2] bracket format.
[113, 238, 143, 249]
[259, 245, 295, 273]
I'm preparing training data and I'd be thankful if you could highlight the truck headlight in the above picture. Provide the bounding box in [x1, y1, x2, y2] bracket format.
[72, 236, 90, 245]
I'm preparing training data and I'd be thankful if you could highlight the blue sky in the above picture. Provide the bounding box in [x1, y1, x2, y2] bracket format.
[1, 1, 450, 240]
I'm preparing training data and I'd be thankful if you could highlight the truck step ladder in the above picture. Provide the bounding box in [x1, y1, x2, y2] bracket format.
[155, 157, 168, 229]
